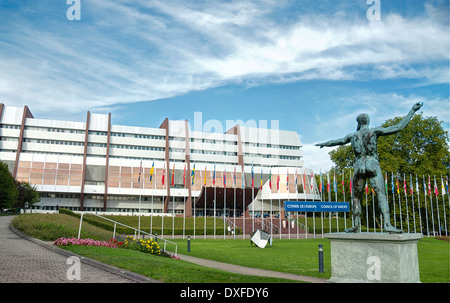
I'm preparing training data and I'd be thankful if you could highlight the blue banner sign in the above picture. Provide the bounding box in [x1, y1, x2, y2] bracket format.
[284, 201, 350, 212]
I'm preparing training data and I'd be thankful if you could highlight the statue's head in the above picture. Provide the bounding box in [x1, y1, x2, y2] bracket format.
[356, 113, 370, 130]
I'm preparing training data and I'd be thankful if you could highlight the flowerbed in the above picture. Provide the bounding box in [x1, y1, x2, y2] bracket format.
[122, 236, 163, 256]
[54, 237, 122, 248]
[54, 236, 169, 257]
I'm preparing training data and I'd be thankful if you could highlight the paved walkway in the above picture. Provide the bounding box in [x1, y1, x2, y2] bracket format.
[1, 215, 326, 283]
[0, 216, 158, 283]
[177, 254, 326, 283]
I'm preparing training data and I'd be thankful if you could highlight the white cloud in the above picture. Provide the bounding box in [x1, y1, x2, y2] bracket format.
[0, 1, 448, 117]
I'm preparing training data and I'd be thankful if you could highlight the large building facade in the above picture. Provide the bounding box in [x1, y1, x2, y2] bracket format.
[0, 104, 319, 216]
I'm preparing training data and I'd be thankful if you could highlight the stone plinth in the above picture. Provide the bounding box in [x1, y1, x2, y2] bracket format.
[325, 233, 423, 283]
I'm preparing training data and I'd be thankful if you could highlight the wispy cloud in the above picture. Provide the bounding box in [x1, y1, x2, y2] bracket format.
[0, 0, 448, 119]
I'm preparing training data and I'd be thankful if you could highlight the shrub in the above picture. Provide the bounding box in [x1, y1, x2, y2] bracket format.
[121, 236, 165, 256]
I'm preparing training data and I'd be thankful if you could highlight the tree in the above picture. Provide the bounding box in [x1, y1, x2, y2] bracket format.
[14, 181, 41, 211]
[329, 114, 449, 176]
[0, 161, 19, 212]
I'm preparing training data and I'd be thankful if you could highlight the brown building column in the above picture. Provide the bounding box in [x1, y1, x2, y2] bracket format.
[159, 118, 170, 213]
[103, 113, 111, 211]
[80, 111, 90, 211]
[184, 119, 193, 217]
[13, 105, 33, 179]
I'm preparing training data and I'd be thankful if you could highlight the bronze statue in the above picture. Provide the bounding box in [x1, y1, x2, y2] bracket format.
[316, 102, 423, 233]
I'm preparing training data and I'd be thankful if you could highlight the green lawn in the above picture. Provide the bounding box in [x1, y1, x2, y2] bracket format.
[11, 213, 449, 283]
[62, 245, 301, 283]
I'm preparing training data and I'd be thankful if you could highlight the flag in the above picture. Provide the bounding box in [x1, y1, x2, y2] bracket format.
[434, 176, 438, 196]
[138, 160, 142, 183]
[286, 170, 289, 190]
[171, 163, 175, 187]
[319, 171, 323, 193]
[213, 164, 216, 186]
[277, 170, 280, 191]
[261, 168, 263, 190]
[295, 169, 298, 189]
[409, 175, 413, 195]
[403, 175, 406, 195]
[311, 171, 314, 193]
[204, 165, 207, 186]
[162, 164, 165, 186]
[445, 176, 449, 195]
[396, 175, 400, 194]
[269, 169, 272, 190]
[423, 175, 427, 196]
[327, 173, 330, 193]
[333, 171, 337, 193]
[342, 173, 345, 194]
[149, 161, 154, 184]
[385, 172, 388, 195]
[303, 172, 307, 193]
[428, 175, 431, 196]
[391, 172, 394, 194]
[349, 172, 353, 195]
[223, 169, 226, 188]
[251, 163, 254, 189]
[242, 167, 245, 189]
[365, 180, 368, 194]
[233, 166, 236, 187]
[441, 176, 446, 196]
[183, 163, 186, 187]
[191, 163, 195, 185]
[415, 175, 419, 193]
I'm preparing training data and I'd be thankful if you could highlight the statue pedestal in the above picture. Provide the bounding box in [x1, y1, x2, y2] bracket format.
[325, 233, 423, 283]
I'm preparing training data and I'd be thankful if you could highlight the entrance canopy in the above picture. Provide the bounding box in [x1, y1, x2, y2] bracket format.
[194, 186, 259, 210]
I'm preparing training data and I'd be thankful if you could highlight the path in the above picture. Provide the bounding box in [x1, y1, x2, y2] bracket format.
[0, 216, 158, 283]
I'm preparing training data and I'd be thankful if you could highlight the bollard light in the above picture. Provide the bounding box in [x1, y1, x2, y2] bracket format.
[187, 236, 191, 253]
[318, 244, 324, 273]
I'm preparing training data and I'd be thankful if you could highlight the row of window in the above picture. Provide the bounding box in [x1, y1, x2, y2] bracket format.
[24, 138, 85, 146]
[26, 126, 84, 134]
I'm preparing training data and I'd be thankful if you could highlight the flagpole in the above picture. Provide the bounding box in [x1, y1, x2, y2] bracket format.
[423, 175, 430, 236]
[410, 174, 416, 232]
[434, 175, 442, 236]
[269, 166, 273, 238]
[278, 168, 281, 239]
[192, 162, 196, 239]
[251, 162, 254, 233]
[415, 174, 422, 234]
[320, 170, 323, 239]
[242, 165, 246, 239]
[223, 167, 226, 240]
[309, 170, 315, 238]
[397, 174, 403, 231]
[441, 175, 448, 236]
[138, 159, 142, 237]
[296, 169, 299, 239]
[287, 168, 290, 240]
[214, 164, 216, 239]
[261, 166, 264, 231]
[327, 172, 331, 233]
[204, 166, 207, 239]
[428, 175, 435, 236]
[342, 171, 346, 231]
[183, 163, 186, 239]
[303, 170, 308, 239]
[233, 165, 236, 240]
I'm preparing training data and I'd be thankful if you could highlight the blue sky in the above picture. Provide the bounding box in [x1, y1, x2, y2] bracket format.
[0, 0, 449, 172]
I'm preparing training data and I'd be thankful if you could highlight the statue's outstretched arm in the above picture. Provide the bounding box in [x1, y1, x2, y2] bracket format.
[376, 102, 423, 136]
[315, 134, 351, 148]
